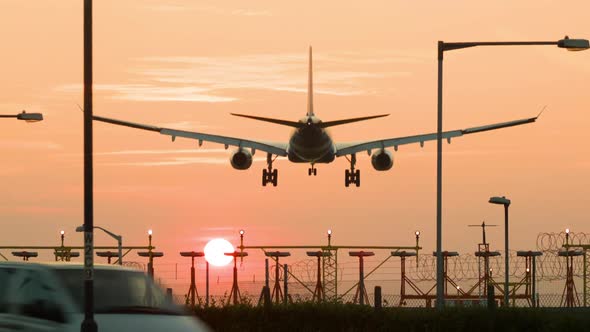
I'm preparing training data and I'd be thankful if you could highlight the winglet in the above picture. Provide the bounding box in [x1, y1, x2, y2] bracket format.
[537, 105, 547, 119]
[307, 46, 314, 117]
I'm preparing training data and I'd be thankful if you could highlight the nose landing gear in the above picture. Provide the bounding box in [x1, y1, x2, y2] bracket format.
[344, 154, 360, 187]
[308, 164, 317, 176]
[262, 153, 278, 187]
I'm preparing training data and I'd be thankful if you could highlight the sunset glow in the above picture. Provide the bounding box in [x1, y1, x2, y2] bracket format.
[204, 238, 234, 267]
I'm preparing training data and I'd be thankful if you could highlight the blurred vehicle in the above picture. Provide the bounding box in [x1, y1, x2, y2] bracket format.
[0, 262, 210, 332]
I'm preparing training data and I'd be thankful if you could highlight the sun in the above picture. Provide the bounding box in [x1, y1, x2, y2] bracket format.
[204, 238, 234, 267]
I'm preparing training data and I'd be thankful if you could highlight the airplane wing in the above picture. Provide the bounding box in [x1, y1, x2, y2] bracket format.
[93, 115, 289, 156]
[335, 115, 538, 157]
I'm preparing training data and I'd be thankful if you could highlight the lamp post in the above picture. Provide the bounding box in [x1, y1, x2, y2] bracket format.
[81, 0, 96, 331]
[489, 195, 511, 306]
[0, 110, 43, 122]
[436, 36, 588, 308]
[76, 225, 123, 265]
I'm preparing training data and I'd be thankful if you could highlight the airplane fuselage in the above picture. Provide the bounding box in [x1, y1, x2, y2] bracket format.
[287, 116, 335, 164]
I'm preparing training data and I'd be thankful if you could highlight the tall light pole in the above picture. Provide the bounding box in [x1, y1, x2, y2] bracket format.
[81, 0, 96, 330]
[0, 111, 43, 122]
[489, 195, 511, 306]
[76, 225, 123, 265]
[436, 36, 588, 308]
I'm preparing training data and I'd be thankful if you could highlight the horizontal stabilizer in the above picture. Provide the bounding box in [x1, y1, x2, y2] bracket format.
[319, 114, 389, 128]
[230, 113, 302, 128]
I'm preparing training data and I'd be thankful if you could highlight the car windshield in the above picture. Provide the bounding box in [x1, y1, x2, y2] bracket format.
[54, 268, 183, 315]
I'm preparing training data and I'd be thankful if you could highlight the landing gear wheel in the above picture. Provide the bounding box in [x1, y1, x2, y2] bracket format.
[262, 153, 278, 187]
[308, 165, 318, 176]
[345, 169, 350, 187]
[344, 154, 360, 187]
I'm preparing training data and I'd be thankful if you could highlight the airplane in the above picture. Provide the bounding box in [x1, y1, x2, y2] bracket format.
[93, 47, 538, 187]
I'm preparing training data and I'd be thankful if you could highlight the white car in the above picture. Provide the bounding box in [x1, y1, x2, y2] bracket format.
[0, 262, 211, 332]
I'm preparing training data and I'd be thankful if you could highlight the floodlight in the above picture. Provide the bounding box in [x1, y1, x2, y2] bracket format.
[558, 36, 590, 51]
[489, 196, 511, 206]
[16, 111, 43, 122]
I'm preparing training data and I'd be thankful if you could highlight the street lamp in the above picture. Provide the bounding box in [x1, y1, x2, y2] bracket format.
[0, 110, 43, 122]
[436, 36, 588, 308]
[489, 195, 511, 306]
[76, 225, 123, 265]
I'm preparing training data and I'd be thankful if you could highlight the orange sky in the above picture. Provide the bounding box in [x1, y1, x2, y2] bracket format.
[1, 1, 589, 286]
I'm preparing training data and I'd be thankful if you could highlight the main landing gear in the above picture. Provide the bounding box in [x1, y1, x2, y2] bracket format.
[262, 153, 278, 187]
[345, 154, 360, 187]
[308, 164, 317, 176]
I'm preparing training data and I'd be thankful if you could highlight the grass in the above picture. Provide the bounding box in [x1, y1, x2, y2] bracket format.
[193, 303, 590, 332]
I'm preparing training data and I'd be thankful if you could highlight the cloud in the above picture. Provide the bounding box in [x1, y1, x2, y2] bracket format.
[144, 3, 272, 16]
[102, 155, 286, 167]
[159, 121, 213, 131]
[56, 51, 421, 102]
[102, 156, 232, 167]
[137, 52, 414, 97]
[230, 9, 271, 17]
[57, 84, 235, 103]
[96, 148, 228, 156]
[0, 141, 62, 150]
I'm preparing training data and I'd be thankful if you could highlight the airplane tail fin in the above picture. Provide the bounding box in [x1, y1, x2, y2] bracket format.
[231, 47, 389, 129]
[307, 46, 314, 117]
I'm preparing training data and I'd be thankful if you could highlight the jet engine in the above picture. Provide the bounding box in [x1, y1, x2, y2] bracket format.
[230, 149, 253, 170]
[371, 149, 393, 171]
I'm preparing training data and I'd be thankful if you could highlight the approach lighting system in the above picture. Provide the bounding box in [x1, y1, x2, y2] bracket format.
[239, 230, 245, 235]
[566, 228, 570, 234]
[327, 229, 332, 235]
[148, 229, 153, 236]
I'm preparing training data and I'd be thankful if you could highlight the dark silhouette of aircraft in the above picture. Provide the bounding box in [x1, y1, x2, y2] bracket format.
[94, 47, 538, 187]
